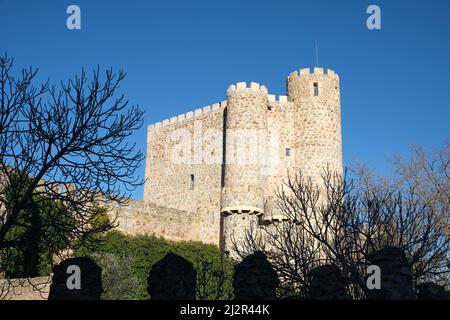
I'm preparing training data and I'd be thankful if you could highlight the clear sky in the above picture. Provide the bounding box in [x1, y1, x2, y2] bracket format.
[1, 0, 449, 199]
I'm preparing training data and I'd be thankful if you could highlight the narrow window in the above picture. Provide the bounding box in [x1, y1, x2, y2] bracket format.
[313, 82, 319, 96]
[285, 148, 291, 157]
[189, 174, 195, 190]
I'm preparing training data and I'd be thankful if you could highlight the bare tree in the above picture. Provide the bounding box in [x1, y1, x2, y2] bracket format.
[0, 54, 144, 297]
[195, 256, 234, 300]
[391, 143, 449, 230]
[234, 168, 449, 299]
[351, 143, 449, 225]
[232, 218, 321, 298]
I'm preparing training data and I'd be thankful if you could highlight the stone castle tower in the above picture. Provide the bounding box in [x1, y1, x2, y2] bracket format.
[115, 67, 342, 253]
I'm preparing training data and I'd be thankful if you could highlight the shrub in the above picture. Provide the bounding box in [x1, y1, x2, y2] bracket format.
[92, 253, 141, 300]
[79, 231, 235, 300]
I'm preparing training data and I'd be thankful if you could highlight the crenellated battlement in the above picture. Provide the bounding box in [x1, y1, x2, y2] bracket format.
[227, 82, 268, 94]
[288, 67, 339, 80]
[268, 94, 291, 104]
[148, 100, 227, 130]
[148, 80, 297, 132]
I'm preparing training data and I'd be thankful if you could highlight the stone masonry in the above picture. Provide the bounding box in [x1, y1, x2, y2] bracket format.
[112, 67, 343, 253]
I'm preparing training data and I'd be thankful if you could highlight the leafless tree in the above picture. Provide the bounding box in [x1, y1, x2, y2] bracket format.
[351, 143, 449, 223]
[391, 143, 449, 230]
[0, 54, 144, 298]
[195, 256, 234, 300]
[232, 217, 321, 298]
[234, 167, 449, 299]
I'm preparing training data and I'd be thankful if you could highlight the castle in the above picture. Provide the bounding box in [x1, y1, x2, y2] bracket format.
[111, 67, 343, 253]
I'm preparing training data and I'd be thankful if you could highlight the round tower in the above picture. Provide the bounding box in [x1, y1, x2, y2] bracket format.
[287, 67, 343, 183]
[221, 81, 268, 254]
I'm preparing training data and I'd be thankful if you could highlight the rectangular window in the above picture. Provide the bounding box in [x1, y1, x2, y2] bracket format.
[189, 174, 195, 190]
[313, 82, 319, 96]
[285, 148, 291, 157]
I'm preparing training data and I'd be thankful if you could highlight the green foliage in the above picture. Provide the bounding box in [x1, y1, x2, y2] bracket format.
[0, 171, 110, 278]
[196, 257, 234, 300]
[89, 206, 111, 230]
[92, 253, 141, 300]
[1, 195, 76, 278]
[0, 172, 76, 278]
[79, 231, 235, 300]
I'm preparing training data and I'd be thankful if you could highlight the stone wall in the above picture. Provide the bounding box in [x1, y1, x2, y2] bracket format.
[109, 200, 206, 243]
[287, 68, 342, 185]
[143, 102, 227, 245]
[0, 277, 50, 300]
[264, 96, 297, 221]
[221, 82, 268, 215]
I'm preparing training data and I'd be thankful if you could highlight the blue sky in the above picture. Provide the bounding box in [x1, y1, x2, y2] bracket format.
[1, 0, 449, 199]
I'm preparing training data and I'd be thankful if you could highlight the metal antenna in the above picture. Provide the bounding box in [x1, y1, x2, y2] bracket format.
[315, 40, 319, 67]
